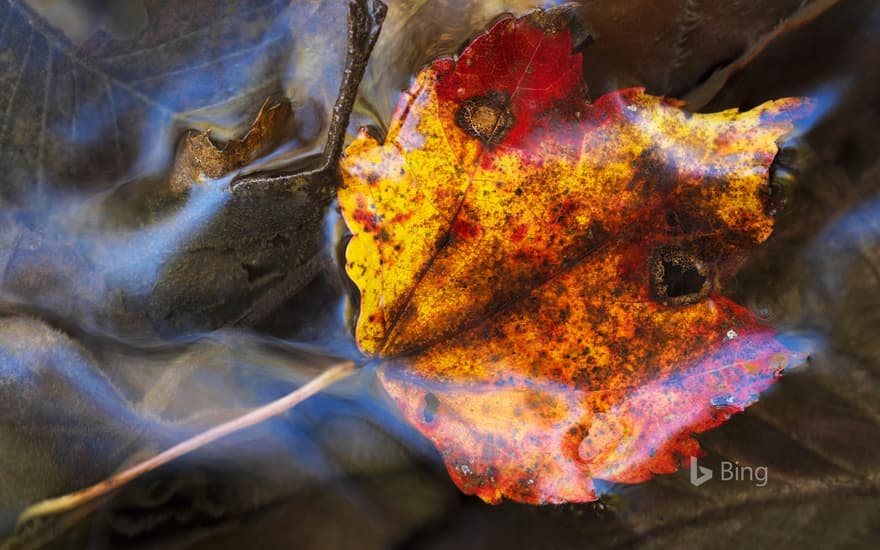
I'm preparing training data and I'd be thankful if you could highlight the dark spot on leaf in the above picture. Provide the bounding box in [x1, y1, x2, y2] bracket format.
[455, 92, 514, 144]
[650, 248, 711, 306]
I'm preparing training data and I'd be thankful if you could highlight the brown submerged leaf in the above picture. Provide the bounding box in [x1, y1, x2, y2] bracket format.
[168, 99, 294, 194]
[2, 2, 389, 546]
[0, 0, 356, 206]
[0, 0, 386, 337]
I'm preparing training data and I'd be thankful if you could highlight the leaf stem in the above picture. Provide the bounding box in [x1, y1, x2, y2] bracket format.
[15, 360, 358, 527]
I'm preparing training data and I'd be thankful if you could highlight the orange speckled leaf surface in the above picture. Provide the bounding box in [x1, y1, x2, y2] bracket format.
[338, 7, 813, 504]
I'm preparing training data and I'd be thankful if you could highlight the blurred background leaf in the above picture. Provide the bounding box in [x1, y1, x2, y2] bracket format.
[0, 0, 376, 339]
[0, 0, 355, 205]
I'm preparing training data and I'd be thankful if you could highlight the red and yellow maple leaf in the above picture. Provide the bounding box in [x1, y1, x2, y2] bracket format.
[339, 8, 813, 504]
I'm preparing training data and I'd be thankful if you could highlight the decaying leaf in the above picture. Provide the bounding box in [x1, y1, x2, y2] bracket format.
[1, 2, 388, 544]
[0, 0, 387, 338]
[0, 91, 322, 338]
[339, 7, 813, 503]
[0, 0, 352, 207]
[168, 99, 295, 194]
[139, 97, 327, 335]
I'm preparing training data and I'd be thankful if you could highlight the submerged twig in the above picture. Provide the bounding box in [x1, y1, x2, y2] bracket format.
[231, 0, 387, 192]
[684, 0, 841, 111]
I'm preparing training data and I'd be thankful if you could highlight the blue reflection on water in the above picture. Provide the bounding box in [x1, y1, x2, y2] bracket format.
[810, 195, 880, 250]
[787, 80, 845, 141]
[90, 180, 231, 290]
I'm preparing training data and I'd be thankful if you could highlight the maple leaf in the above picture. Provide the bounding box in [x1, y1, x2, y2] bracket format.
[339, 6, 814, 505]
